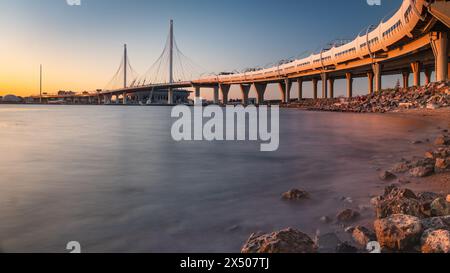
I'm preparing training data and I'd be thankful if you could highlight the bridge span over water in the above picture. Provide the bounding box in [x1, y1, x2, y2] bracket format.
[35, 0, 450, 105]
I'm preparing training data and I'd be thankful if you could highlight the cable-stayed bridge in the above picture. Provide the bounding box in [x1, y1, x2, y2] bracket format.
[35, 0, 449, 105]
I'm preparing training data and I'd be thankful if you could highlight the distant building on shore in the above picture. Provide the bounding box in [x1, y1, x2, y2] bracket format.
[1, 94, 23, 104]
[57, 90, 76, 96]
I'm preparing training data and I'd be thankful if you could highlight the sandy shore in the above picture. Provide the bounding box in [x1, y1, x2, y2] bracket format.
[387, 107, 450, 194]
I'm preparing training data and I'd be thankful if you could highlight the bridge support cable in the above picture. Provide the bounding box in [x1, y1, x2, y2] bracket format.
[104, 44, 140, 90]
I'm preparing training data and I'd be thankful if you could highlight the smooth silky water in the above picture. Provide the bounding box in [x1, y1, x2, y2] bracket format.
[0, 105, 435, 252]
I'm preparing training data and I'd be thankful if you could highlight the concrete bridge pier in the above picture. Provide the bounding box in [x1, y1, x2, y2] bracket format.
[168, 88, 174, 104]
[194, 86, 201, 104]
[328, 78, 335, 98]
[220, 84, 230, 105]
[372, 63, 382, 93]
[254, 83, 267, 105]
[346, 72, 353, 98]
[367, 72, 374, 94]
[425, 69, 432, 85]
[240, 84, 251, 105]
[123, 92, 127, 105]
[297, 78, 303, 100]
[278, 79, 291, 103]
[431, 31, 448, 82]
[213, 86, 219, 104]
[402, 71, 410, 88]
[321, 73, 328, 99]
[411, 62, 421, 87]
[312, 78, 318, 99]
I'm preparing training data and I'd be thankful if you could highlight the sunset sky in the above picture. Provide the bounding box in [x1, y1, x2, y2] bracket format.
[0, 0, 404, 99]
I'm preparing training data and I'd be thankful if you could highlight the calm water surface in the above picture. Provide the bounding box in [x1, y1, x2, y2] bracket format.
[0, 105, 437, 252]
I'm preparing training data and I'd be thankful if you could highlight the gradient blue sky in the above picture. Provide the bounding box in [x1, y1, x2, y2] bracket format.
[0, 0, 408, 98]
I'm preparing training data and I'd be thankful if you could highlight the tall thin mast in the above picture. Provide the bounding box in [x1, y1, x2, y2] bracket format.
[40, 64, 42, 104]
[169, 20, 174, 84]
[124, 44, 128, 88]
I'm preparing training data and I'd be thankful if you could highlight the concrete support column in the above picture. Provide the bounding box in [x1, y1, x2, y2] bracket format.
[213, 86, 219, 104]
[220, 84, 231, 105]
[194, 86, 201, 98]
[254, 83, 267, 105]
[297, 78, 303, 100]
[431, 31, 448, 82]
[116, 95, 120, 104]
[328, 78, 335, 98]
[367, 72, 374, 95]
[372, 63, 382, 93]
[123, 92, 127, 105]
[193, 86, 201, 104]
[240, 84, 251, 105]
[278, 80, 291, 103]
[285, 78, 291, 103]
[321, 73, 328, 99]
[168, 88, 174, 104]
[346, 72, 353, 98]
[312, 78, 318, 99]
[402, 71, 410, 89]
[424, 69, 432, 85]
[411, 62, 421, 87]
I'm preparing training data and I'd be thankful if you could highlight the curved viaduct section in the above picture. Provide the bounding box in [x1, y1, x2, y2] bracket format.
[193, 0, 450, 104]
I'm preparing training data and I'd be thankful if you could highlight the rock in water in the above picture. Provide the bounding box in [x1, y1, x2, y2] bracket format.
[421, 229, 450, 253]
[435, 158, 449, 171]
[336, 242, 358, 253]
[374, 186, 425, 219]
[434, 135, 449, 146]
[409, 166, 434, 178]
[241, 228, 317, 253]
[352, 226, 377, 246]
[379, 171, 397, 181]
[374, 214, 423, 251]
[336, 209, 360, 223]
[282, 189, 310, 201]
[318, 233, 342, 253]
[430, 198, 450, 217]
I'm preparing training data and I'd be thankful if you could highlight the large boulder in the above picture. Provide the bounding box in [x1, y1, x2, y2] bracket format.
[374, 186, 425, 219]
[421, 229, 450, 253]
[241, 228, 317, 253]
[374, 214, 423, 251]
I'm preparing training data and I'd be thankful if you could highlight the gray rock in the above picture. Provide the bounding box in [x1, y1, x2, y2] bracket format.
[352, 226, 377, 246]
[336, 242, 358, 253]
[431, 198, 450, 217]
[379, 171, 397, 181]
[336, 209, 360, 223]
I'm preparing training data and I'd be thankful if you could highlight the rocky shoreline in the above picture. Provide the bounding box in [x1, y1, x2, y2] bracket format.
[283, 81, 449, 113]
[241, 84, 450, 254]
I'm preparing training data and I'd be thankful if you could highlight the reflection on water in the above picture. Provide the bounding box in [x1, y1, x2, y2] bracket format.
[0, 105, 436, 253]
